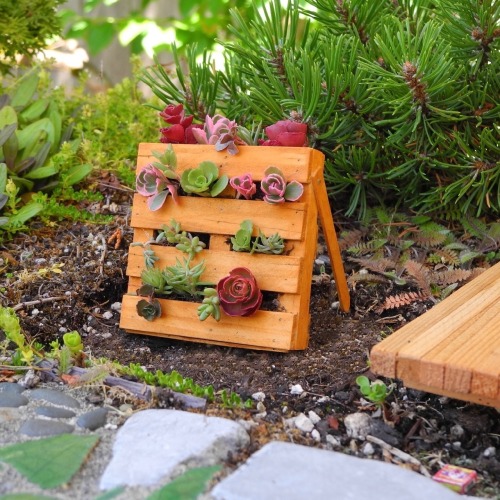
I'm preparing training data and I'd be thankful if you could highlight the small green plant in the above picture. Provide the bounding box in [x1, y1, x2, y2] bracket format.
[356, 375, 393, 407]
[231, 219, 285, 255]
[180, 160, 228, 197]
[219, 389, 253, 409]
[0, 305, 40, 364]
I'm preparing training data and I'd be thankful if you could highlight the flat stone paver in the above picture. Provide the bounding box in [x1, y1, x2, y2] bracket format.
[99, 409, 250, 490]
[210, 441, 461, 500]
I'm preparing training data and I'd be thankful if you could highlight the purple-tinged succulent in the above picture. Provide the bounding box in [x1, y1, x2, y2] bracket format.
[159, 103, 202, 144]
[217, 267, 263, 317]
[260, 120, 308, 147]
[260, 166, 304, 204]
[136, 298, 162, 321]
[230, 174, 257, 200]
[136, 163, 179, 210]
[191, 114, 248, 155]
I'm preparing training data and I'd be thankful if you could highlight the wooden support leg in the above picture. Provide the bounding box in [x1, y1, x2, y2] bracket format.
[311, 161, 350, 312]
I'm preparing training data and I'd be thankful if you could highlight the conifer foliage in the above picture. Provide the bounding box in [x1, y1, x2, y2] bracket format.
[142, 0, 499, 219]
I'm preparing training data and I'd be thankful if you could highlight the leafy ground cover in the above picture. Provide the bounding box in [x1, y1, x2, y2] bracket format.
[0, 188, 499, 496]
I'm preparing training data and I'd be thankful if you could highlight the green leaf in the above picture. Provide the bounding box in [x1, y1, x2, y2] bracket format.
[87, 22, 116, 55]
[20, 99, 50, 123]
[0, 434, 99, 489]
[0, 163, 6, 193]
[10, 71, 39, 109]
[17, 119, 55, 152]
[146, 465, 221, 500]
[62, 163, 93, 187]
[210, 175, 229, 197]
[0, 106, 18, 129]
[24, 165, 58, 180]
[7, 202, 43, 225]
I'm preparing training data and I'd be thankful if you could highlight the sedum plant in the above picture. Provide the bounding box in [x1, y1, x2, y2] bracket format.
[142, 0, 499, 219]
[231, 219, 285, 255]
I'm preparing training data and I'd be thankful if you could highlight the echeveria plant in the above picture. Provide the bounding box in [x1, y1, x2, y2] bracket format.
[230, 174, 257, 200]
[136, 146, 180, 211]
[192, 114, 249, 155]
[231, 219, 253, 252]
[261, 166, 304, 204]
[180, 160, 228, 197]
[217, 267, 263, 317]
[260, 120, 308, 147]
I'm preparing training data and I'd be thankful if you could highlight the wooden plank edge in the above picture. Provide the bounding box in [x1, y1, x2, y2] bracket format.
[120, 294, 297, 351]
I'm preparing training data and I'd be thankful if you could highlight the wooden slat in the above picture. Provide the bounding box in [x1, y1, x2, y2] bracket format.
[370, 262, 500, 407]
[120, 294, 296, 351]
[137, 144, 314, 183]
[126, 245, 302, 294]
[130, 195, 306, 241]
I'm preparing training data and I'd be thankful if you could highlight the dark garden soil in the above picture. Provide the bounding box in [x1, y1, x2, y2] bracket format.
[1, 193, 499, 497]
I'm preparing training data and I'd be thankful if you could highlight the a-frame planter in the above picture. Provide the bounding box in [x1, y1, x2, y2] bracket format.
[120, 144, 349, 352]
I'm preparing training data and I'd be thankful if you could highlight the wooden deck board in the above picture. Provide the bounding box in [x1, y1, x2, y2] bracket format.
[370, 262, 500, 407]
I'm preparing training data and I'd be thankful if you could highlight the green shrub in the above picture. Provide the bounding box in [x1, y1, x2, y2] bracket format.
[0, 0, 64, 74]
[143, 0, 499, 220]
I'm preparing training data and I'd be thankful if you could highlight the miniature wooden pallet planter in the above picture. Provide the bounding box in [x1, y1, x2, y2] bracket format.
[120, 143, 350, 352]
[370, 262, 500, 408]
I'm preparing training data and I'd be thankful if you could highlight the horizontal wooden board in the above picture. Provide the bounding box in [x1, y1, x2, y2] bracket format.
[130, 194, 306, 241]
[120, 294, 297, 351]
[137, 144, 317, 183]
[370, 262, 500, 407]
[126, 245, 302, 294]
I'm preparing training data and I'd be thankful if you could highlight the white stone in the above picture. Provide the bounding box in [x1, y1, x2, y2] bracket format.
[450, 424, 464, 438]
[308, 410, 321, 425]
[99, 409, 249, 490]
[31, 309, 39, 316]
[483, 446, 496, 458]
[344, 413, 372, 440]
[362, 442, 375, 456]
[211, 441, 461, 500]
[294, 413, 314, 433]
[251, 392, 266, 402]
[102, 311, 113, 320]
[326, 434, 341, 448]
[256, 402, 266, 413]
[311, 429, 321, 442]
[111, 302, 122, 311]
[290, 384, 304, 395]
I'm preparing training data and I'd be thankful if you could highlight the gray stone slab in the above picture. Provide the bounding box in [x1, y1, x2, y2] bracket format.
[0, 382, 25, 394]
[210, 441, 461, 500]
[99, 409, 249, 490]
[28, 388, 81, 408]
[19, 419, 75, 437]
[0, 392, 28, 408]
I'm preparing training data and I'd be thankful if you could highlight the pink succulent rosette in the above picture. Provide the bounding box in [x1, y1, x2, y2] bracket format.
[217, 267, 263, 317]
[229, 174, 257, 200]
[261, 120, 308, 147]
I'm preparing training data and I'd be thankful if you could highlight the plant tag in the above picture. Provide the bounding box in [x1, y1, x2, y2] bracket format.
[432, 464, 477, 494]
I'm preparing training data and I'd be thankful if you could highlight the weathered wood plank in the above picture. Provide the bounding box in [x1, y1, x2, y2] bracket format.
[120, 294, 296, 351]
[370, 262, 500, 407]
[137, 144, 314, 183]
[130, 194, 306, 241]
[126, 245, 302, 294]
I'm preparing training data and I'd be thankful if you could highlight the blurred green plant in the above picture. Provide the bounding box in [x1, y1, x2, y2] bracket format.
[0, 0, 64, 74]
[60, 0, 269, 58]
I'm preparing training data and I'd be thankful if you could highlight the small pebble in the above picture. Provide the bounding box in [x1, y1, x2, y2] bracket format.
[29, 388, 81, 409]
[362, 442, 375, 456]
[483, 446, 496, 458]
[77, 407, 109, 430]
[290, 384, 304, 395]
[256, 402, 266, 413]
[326, 434, 341, 447]
[344, 413, 372, 440]
[102, 311, 113, 320]
[31, 308, 40, 316]
[111, 302, 122, 311]
[0, 392, 29, 408]
[308, 410, 321, 425]
[450, 424, 464, 439]
[452, 441, 462, 450]
[294, 413, 314, 433]
[311, 429, 321, 442]
[0, 383, 25, 395]
[252, 392, 266, 402]
[36, 406, 76, 418]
